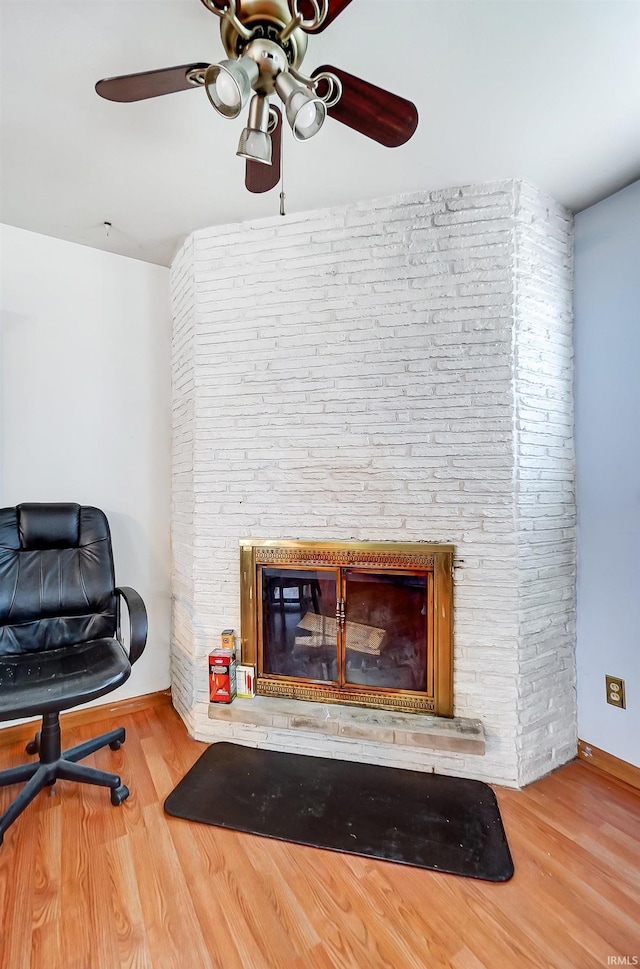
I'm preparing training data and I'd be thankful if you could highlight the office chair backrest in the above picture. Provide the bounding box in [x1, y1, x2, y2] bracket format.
[0, 503, 117, 656]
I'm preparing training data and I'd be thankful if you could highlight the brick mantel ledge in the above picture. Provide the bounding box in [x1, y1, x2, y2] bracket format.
[207, 696, 485, 757]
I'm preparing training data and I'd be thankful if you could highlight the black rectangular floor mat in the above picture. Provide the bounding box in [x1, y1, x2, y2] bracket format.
[164, 742, 513, 881]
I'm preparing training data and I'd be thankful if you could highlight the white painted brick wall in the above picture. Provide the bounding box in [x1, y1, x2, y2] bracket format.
[513, 182, 577, 784]
[170, 180, 576, 787]
[170, 235, 198, 722]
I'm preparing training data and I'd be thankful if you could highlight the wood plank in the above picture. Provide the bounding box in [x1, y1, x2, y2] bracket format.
[240, 834, 322, 955]
[128, 803, 217, 969]
[30, 806, 62, 968]
[167, 821, 248, 969]
[105, 835, 154, 969]
[0, 789, 38, 969]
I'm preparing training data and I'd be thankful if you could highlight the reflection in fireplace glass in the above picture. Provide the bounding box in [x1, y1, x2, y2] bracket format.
[261, 568, 337, 682]
[344, 570, 428, 692]
[260, 566, 429, 692]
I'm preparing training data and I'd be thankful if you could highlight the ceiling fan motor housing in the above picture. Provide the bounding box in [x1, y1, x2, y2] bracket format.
[220, 0, 309, 71]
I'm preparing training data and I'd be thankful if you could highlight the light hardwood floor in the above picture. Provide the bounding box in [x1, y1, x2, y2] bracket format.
[1, 696, 638, 969]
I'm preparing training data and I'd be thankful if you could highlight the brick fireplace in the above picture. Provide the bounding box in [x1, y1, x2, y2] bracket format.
[170, 179, 576, 788]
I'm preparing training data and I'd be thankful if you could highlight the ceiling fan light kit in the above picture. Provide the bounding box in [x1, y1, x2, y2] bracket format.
[237, 93, 273, 164]
[274, 71, 326, 140]
[96, 0, 419, 193]
[204, 57, 259, 117]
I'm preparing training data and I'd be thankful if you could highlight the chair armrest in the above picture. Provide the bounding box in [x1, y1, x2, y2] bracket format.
[115, 586, 148, 666]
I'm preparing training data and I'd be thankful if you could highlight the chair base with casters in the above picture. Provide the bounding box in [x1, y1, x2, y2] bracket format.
[0, 713, 129, 844]
[0, 503, 148, 846]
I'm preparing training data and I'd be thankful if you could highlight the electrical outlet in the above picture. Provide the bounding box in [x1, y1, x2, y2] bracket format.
[606, 675, 626, 709]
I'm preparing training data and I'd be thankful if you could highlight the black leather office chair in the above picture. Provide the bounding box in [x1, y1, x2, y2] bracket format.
[0, 503, 147, 845]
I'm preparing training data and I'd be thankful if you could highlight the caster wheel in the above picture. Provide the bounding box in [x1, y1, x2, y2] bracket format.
[111, 784, 129, 806]
[26, 733, 40, 755]
[109, 740, 123, 751]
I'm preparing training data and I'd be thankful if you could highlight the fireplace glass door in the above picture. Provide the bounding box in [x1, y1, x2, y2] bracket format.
[261, 567, 338, 682]
[241, 540, 453, 715]
[259, 566, 433, 696]
[343, 570, 431, 693]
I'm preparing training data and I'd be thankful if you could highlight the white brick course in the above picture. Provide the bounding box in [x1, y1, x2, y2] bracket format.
[170, 180, 576, 787]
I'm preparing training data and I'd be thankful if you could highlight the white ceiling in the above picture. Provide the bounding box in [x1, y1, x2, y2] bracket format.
[1, 0, 639, 267]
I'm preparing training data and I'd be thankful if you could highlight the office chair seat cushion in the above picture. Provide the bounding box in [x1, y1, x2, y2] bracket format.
[0, 639, 131, 721]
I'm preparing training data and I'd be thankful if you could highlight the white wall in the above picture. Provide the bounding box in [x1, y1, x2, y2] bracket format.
[574, 180, 640, 767]
[0, 224, 172, 705]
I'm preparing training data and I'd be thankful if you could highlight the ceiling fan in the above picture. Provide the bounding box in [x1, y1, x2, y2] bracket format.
[95, 0, 419, 195]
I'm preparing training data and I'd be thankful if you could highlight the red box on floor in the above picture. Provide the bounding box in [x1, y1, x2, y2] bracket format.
[209, 650, 236, 703]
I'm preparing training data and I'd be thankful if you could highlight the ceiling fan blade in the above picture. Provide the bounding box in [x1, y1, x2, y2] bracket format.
[312, 65, 418, 148]
[294, 0, 356, 33]
[95, 63, 209, 102]
[246, 107, 282, 194]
